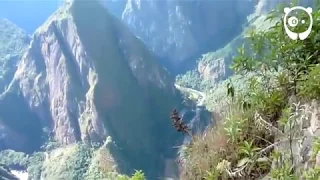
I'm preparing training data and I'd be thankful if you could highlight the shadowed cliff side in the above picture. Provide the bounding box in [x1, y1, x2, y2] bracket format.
[0, 164, 19, 180]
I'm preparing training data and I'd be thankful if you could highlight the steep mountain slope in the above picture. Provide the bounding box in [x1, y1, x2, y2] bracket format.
[0, 19, 31, 153]
[0, 0, 184, 178]
[0, 19, 30, 92]
[103, 0, 257, 70]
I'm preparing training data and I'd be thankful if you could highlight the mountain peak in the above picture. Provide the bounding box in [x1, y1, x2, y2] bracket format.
[0, 0, 182, 178]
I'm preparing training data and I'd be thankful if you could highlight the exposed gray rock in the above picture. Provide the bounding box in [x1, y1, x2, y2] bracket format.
[198, 57, 227, 83]
[274, 100, 320, 176]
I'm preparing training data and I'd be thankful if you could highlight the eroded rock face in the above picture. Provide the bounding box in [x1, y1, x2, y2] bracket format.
[103, 0, 256, 69]
[198, 57, 227, 83]
[274, 99, 320, 174]
[195, 35, 244, 84]
[0, 0, 183, 177]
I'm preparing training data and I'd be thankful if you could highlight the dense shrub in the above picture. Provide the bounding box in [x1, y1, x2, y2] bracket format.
[176, 70, 202, 90]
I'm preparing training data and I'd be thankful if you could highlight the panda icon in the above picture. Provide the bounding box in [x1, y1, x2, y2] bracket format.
[284, 6, 313, 40]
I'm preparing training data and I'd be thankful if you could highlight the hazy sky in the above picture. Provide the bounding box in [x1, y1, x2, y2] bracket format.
[0, 0, 63, 34]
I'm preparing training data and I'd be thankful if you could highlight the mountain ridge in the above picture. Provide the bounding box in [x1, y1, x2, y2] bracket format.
[103, 0, 257, 71]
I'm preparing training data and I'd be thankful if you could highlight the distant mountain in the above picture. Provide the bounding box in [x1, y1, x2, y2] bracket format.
[103, 0, 257, 71]
[0, 1, 62, 34]
[0, 19, 29, 93]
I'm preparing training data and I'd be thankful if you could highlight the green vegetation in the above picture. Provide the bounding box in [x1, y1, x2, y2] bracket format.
[176, 35, 243, 90]
[41, 143, 91, 179]
[175, 33, 247, 110]
[0, 150, 45, 180]
[179, 3, 320, 179]
[0, 19, 29, 91]
[200, 36, 244, 68]
[0, 19, 28, 76]
[0, 142, 146, 180]
[176, 70, 202, 90]
[40, 142, 146, 180]
[0, 19, 28, 58]
[0, 150, 28, 167]
[176, 39, 250, 111]
[298, 65, 320, 100]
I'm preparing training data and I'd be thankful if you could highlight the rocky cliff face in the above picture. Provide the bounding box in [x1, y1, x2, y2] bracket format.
[0, 0, 185, 178]
[103, 0, 256, 70]
[274, 99, 320, 176]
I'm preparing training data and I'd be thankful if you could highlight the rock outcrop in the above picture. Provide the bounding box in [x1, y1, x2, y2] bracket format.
[0, 0, 185, 178]
[189, 35, 244, 86]
[274, 99, 320, 175]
